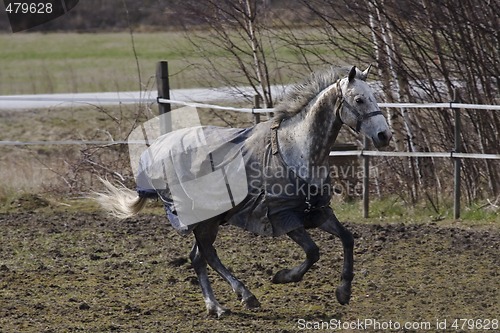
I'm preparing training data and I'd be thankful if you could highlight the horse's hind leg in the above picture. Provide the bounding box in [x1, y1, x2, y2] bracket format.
[272, 227, 320, 284]
[318, 212, 354, 305]
[194, 220, 260, 311]
[189, 243, 229, 317]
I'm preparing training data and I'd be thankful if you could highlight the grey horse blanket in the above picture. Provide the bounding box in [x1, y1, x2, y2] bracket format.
[136, 121, 332, 237]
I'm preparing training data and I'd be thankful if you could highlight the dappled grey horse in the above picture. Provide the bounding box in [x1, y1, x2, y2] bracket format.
[96, 66, 392, 316]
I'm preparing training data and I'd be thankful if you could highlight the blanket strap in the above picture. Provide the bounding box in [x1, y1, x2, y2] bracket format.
[270, 118, 281, 155]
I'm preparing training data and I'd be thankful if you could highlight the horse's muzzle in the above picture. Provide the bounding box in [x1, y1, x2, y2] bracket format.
[373, 129, 392, 148]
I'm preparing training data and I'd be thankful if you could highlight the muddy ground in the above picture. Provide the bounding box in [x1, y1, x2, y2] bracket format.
[0, 210, 498, 332]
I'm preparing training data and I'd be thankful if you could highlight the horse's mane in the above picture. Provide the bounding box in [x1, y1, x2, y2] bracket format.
[274, 68, 341, 122]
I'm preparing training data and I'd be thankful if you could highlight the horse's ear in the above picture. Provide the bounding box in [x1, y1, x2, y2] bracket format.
[348, 66, 356, 83]
[360, 64, 372, 81]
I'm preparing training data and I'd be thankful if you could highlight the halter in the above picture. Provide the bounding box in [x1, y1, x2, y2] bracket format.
[335, 80, 383, 133]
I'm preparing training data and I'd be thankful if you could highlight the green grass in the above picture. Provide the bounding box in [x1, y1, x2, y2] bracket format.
[0, 32, 229, 94]
[0, 32, 205, 94]
[333, 195, 500, 227]
[0, 29, 354, 95]
[1, 186, 497, 227]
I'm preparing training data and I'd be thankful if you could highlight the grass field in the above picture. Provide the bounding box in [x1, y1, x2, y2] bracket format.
[0, 32, 202, 94]
[0, 30, 331, 95]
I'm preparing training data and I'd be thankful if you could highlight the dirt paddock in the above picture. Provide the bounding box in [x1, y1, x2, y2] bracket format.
[0, 211, 498, 332]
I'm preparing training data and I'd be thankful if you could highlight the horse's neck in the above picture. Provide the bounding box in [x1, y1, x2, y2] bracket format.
[277, 84, 342, 184]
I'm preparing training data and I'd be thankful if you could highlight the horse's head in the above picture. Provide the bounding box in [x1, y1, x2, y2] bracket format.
[337, 66, 392, 148]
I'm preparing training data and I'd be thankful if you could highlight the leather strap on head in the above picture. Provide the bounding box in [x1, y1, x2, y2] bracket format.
[357, 110, 384, 132]
[343, 100, 383, 132]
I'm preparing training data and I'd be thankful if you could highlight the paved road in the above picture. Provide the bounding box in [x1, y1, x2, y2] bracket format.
[0, 86, 285, 110]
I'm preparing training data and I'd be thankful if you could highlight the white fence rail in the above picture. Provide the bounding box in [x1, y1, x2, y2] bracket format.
[329, 150, 500, 160]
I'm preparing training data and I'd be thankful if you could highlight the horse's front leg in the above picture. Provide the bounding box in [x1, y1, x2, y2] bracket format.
[319, 212, 354, 305]
[272, 227, 320, 283]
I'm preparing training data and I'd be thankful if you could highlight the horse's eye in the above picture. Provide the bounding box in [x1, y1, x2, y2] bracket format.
[355, 98, 364, 104]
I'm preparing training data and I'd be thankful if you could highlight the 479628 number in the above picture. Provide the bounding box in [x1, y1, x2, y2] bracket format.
[6, 2, 53, 14]
[451, 319, 499, 330]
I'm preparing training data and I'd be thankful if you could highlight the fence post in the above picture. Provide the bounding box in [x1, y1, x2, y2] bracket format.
[253, 95, 261, 124]
[362, 136, 370, 218]
[453, 106, 462, 219]
[156, 61, 171, 134]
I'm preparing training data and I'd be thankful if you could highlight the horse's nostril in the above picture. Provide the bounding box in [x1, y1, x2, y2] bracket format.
[377, 131, 387, 142]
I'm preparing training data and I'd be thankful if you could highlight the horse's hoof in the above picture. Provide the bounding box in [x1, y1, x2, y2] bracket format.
[243, 295, 261, 309]
[272, 269, 290, 283]
[207, 305, 231, 318]
[335, 286, 351, 305]
[272, 269, 301, 284]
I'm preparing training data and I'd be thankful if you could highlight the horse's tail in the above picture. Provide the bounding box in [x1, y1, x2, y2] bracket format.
[93, 178, 149, 219]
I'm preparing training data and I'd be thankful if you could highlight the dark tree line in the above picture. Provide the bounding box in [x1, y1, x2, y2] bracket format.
[0, 0, 180, 32]
[0, 0, 308, 32]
